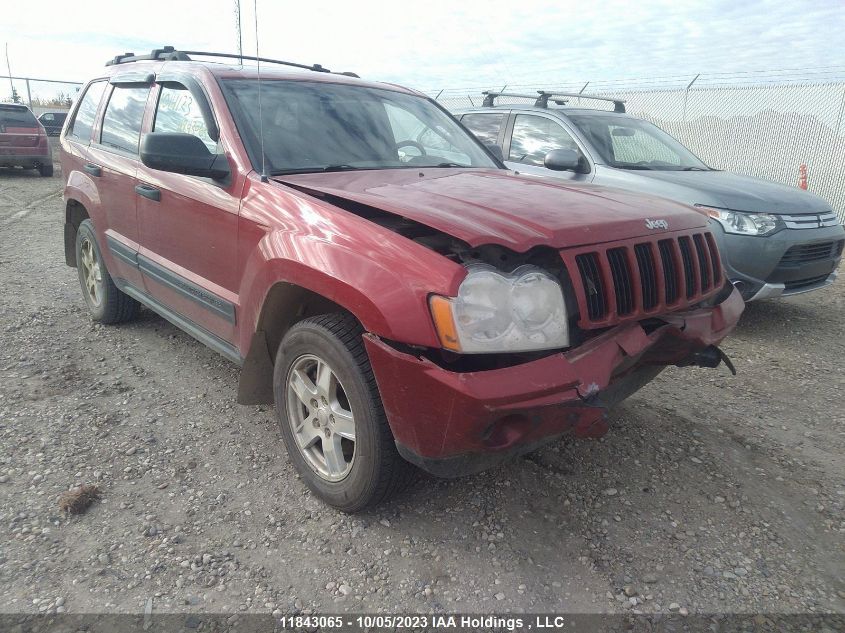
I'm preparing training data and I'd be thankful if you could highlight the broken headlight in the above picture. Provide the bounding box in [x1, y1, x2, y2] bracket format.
[429, 264, 569, 353]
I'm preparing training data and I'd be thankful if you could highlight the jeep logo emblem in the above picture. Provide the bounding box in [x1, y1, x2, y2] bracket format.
[645, 219, 669, 230]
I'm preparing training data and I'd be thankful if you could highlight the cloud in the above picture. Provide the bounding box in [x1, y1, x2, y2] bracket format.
[1, 0, 843, 93]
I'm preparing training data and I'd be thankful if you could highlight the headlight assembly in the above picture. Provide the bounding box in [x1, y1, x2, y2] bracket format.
[429, 264, 569, 353]
[698, 206, 783, 236]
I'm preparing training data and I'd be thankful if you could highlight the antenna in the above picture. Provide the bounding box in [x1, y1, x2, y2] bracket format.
[254, 0, 268, 182]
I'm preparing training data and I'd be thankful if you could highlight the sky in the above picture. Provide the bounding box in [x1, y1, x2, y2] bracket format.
[2, 0, 844, 99]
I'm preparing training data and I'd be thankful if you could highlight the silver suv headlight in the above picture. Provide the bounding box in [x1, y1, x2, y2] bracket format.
[429, 264, 569, 353]
[698, 205, 784, 236]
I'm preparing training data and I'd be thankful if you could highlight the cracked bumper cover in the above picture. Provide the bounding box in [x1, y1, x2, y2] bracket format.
[364, 286, 744, 478]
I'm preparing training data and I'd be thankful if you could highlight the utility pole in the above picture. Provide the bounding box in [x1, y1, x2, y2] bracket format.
[234, 0, 243, 63]
[5, 43, 16, 102]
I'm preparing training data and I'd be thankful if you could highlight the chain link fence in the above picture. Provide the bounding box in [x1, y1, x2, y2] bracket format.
[431, 78, 845, 223]
[1, 76, 83, 115]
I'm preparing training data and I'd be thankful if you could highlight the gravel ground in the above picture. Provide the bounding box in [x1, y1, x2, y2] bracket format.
[1, 149, 843, 623]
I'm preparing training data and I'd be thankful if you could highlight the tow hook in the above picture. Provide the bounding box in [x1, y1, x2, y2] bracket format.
[682, 345, 737, 375]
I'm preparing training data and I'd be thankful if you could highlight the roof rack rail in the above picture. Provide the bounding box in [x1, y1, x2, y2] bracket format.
[105, 46, 358, 77]
[481, 91, 540, 107]
[535, 91, 626, 113]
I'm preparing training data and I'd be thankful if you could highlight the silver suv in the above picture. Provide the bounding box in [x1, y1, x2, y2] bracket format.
[457, 91, 844, 301]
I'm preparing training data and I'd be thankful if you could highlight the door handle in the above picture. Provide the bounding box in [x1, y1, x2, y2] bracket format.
[83, 163, 101, 177]
[135, 184, 161, 202]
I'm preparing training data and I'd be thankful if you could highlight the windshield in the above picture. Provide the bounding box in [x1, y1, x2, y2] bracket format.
[0, 106, 38, 127]
[221, 79, 499, 175]
[566, 114, 711, 171]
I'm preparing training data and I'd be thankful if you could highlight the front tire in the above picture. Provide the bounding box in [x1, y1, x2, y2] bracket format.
[38, 163, 54, 177]
[273, 314, 415, 512]
[75, 219, 139, 324]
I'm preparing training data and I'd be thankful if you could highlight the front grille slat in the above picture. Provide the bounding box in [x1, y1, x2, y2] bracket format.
[678, 236, 697, 299]
[569, 230, 724, 328]
[658, 239, 679, 304]
[692, 233, 711, 291]
[635, 243, 659, 310]
[607, 247, 634, 315]
[575, 252, 607, 321]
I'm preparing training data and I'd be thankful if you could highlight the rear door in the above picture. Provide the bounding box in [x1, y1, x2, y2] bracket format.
[503, 112, 593, 182]
[86, 81, 153, 288]
[0, 105, 41, 158]
[135, 80, 240, 344]
[460, 111, 507, 154]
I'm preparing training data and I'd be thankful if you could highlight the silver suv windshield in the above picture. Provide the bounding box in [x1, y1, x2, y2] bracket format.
[566, 114, 712, 171]
[221, 79, 499, 175]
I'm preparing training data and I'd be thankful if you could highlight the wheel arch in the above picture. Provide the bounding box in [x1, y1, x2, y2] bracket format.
[237, 280, 361, 405]
[64, 199, 90, 267]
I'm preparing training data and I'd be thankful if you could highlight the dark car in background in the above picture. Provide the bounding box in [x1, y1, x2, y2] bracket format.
[0, 103, 54, 176]
[38, 111, 68, 136]
[458, 91, 844, 302]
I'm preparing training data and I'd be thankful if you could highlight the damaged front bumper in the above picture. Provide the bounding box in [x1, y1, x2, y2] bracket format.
[364, 286, 744, 477]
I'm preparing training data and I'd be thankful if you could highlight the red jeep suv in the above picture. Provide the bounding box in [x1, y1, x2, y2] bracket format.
[60, 47, 743, 511]
[0, 103, 53, 176]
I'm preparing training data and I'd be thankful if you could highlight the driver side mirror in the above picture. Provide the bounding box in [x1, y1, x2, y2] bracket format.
[484, 142, 504, 161]
[140, 132, 229, 180]
[544, 148, 585, 173]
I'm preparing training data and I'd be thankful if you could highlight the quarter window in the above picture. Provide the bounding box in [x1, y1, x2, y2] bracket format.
[508, 114, 581, 166]
[153, 85, 216, 152]
[461, 113, 504, 146]
[69, 81, 106, 141]
[100, 86, 150, 153]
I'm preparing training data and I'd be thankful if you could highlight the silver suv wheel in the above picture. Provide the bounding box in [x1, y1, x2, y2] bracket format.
[285, 353, 356, 482]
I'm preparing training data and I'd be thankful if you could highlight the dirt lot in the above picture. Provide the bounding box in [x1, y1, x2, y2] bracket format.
[1, 150, 843, 624]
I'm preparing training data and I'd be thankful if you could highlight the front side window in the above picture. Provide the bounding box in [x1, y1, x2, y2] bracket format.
[508, 114, 581, 166]
[221, 79, 498, 174]
[100, 85, 150, 153]
[153, 85, 216, 152]
[461, 113, 504, 146]
[69, 81, 106, 141]
[567, 114, 710, 171]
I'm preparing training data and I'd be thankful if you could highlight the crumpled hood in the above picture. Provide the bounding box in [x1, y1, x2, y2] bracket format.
[628, 169, 832, 215]
[275, 168, 708, 251]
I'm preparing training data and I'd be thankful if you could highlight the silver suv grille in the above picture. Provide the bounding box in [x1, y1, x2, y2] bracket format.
[781, 211, 840, 229]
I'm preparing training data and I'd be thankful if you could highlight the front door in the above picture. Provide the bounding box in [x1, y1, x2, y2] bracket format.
[135, 82, 242, 343]
[504, 113, 593, 182]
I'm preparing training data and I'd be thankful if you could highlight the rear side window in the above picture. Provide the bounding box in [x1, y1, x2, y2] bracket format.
[153, 85, 216, 151]
[100, 86, 150, 153]
[69, 81, 106, 141]
[0, 106, 38, 127]
[461, 113, 504, 146]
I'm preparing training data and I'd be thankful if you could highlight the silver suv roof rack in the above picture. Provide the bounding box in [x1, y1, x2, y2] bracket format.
[481, 89, 626, 112]
[105, 46, 358, 77]
[535, 91, 626, 112]
[481, 91, 541, 107]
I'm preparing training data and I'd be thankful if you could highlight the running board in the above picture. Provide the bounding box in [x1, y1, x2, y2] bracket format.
[114, 278, 242, 365]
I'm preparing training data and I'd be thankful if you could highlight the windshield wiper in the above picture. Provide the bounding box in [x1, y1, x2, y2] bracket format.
[681, 166, 710, 171]
[270, 164, 361, 176]
[427, 162, 470, 168]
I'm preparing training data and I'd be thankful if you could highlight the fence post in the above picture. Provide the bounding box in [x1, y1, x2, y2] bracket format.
[25, 78, 32, 108]
[682, 74, 700, 121]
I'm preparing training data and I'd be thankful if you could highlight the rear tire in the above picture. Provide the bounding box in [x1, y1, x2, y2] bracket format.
[273, 313, 415, 512]
[75, 219, 139, 324]
[38, 164, 53, 177]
